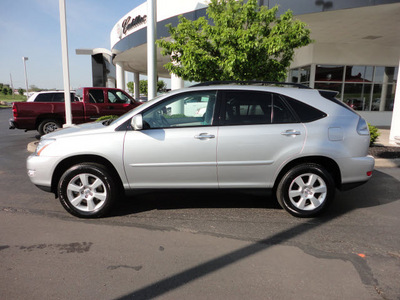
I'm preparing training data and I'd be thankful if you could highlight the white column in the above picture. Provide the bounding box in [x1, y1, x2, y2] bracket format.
[379, 68, 389, 111]
[147, 0, 157, 100]
[59, 0, 72, 127]
[171, 73, 184, 90]
[116, 62, 125, 90]
[309, 64, 316, 88]
[389, 58, 400, 145]
[133, 72, 140, 100]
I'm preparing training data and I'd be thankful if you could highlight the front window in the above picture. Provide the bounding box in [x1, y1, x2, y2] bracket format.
[142, 91, 217, 129]
[108, 90, 132, 104]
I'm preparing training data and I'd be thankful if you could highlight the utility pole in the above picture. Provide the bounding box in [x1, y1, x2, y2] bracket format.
[22, 57, 29, 99]
[10, 73, 14, 98]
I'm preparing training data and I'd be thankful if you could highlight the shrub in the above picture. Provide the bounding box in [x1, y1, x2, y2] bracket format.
[368, 123, 380, 146]
[96, 115, 118, 122]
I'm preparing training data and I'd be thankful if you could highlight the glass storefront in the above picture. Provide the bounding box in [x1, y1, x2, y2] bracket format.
[290, 65, 398, 111]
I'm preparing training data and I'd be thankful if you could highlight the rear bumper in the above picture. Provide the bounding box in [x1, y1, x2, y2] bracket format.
[9, 118, 16, 129]
[337, 155, 375, 189]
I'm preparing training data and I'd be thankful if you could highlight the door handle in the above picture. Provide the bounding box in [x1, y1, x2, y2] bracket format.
[281, 130, 301, 136]
[195, 133, 215, 140]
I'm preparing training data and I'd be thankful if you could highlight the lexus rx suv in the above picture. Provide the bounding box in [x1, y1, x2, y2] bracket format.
[27, 82, 374, 218]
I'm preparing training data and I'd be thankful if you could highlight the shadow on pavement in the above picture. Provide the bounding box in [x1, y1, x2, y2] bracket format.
[111, 170, 398, 218]
[111, 170, 399, 299]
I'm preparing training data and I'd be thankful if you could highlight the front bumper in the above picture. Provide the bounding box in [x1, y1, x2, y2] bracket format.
[26, 154, 60, 193]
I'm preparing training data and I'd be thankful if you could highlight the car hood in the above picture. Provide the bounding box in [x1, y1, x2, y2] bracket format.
[43, 122, 107, 139]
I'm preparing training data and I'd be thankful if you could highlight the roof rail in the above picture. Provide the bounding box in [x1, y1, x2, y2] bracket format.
[189, 81, 311, 89]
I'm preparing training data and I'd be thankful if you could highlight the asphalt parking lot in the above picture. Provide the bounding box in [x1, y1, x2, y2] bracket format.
[1, 108, 400, 299]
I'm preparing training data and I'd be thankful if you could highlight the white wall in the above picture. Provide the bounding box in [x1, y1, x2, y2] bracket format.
[292, 43, 399, 68]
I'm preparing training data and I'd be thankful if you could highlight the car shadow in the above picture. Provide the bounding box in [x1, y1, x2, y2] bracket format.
[109, 169, 399, 218]
[110, 189, 281, 217]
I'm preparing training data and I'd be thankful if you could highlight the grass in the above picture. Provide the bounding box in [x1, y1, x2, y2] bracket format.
[0, 94, 27, 108]
[0, 94, 27, 102]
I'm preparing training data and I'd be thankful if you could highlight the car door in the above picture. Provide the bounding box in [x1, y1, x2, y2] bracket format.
[123, 91, 219, 188]
[216, 90, 306, 188]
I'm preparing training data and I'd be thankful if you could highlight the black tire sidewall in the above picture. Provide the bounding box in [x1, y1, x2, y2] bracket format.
[277, 164, 335, 217]
[58, 163, 116, 218]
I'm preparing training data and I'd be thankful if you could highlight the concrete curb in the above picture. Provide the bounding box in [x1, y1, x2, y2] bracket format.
[27, 141, 38, 153]
[27, 140, 399, 168]
[374, 158, 400, 168]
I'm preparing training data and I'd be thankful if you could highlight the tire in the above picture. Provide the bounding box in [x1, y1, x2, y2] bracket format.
[38, 119, 61, 135]
[58, 163, 116, 218]
[276, 163, 335, 217]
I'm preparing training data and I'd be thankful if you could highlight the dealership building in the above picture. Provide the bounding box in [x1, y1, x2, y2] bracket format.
[77, 0, 400, 143]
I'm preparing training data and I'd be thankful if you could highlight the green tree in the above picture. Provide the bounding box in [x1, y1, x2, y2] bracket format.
[157, 0, 312, 82]
[127, 80, 167, 96]
[18, 88, 24, 96]
[2, 86, 12, 95]
[127, 81, 135, 95]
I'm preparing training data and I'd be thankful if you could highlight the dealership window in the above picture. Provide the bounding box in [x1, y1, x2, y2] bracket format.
[290, 65, 398, 111]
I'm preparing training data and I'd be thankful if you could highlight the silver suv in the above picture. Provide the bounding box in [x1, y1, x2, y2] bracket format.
[27, 82, 374, 218]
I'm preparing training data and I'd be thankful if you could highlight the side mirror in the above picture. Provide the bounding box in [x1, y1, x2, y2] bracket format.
[131, 114, 143, 131]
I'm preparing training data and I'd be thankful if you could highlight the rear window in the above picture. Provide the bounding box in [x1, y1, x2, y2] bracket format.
[282, 95, 327, 123]
[34, 92, 76, 102]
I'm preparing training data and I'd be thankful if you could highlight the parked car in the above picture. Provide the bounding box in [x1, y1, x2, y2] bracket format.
[10, 87, 141, 135]
[345, 98, 364, 110]
[27, 91, 79, 102]
[27, 82, 374, 218]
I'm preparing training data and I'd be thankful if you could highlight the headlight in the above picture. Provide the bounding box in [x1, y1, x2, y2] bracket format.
[35, 139, 56, 156]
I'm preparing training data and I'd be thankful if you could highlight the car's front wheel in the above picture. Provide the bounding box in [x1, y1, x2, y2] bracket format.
[276, 163, 335, 217]
[58, 163, 116, 218]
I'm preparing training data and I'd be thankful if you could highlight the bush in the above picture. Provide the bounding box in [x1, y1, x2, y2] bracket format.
[368, 123, 380, 146]
[96, 115, 118, 122]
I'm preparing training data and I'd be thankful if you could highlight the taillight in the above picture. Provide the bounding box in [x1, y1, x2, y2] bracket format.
[357, 117, 369, 136]
[12, 104, 17, 118]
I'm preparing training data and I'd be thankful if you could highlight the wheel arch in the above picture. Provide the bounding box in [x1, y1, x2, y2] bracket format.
[273, 156, 342, 191]
[35, 114, 64, 130]
[51, 155, 124, 196]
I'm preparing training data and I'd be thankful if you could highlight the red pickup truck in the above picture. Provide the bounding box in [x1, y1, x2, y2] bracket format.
[9, 87, 141, 135]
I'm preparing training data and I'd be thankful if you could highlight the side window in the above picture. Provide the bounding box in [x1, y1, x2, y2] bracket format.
[282, 95, 327, 123]
[271, 95, 298, 124]
[35, 93, 54, 102]
[108, 90, 132, 104]
[222, 91, 272, 125]
[52, 93, 64, 102]
[142, 91, 217, 129]
[88, 90, 104, 103]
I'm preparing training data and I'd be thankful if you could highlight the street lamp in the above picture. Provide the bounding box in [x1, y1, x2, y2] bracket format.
[22, 57, 29, 99]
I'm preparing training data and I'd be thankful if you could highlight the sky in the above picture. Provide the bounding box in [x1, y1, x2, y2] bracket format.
[0, 0, 146, 90]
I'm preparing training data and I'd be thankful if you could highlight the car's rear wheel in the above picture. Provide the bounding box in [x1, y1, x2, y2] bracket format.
[38, 119, 61, 135]
[58, 163, 116, 218]
[276, 163, 335, 217]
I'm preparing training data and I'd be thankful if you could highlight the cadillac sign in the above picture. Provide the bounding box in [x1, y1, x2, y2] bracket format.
[121, 15, 147, 35]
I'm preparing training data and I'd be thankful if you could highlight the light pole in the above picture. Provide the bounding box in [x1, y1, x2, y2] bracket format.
[22, 57, 29, 99]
